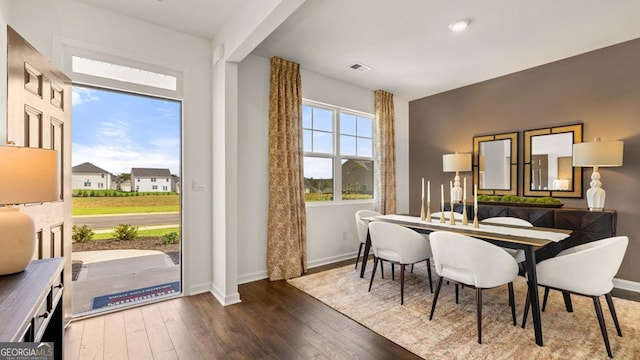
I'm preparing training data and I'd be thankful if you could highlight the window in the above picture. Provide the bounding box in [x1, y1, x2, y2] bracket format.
[151, 178, 157, 182]
[101, 174, 105, 178]
[71, 56, 177, 91]
[152, 185, 158, 190]
[163, 186, 168, 191]
[302, 101, 374, 202]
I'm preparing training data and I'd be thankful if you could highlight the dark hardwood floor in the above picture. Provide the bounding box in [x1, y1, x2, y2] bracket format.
[66, 257, 638, 359]
[66, 258, 421, 359]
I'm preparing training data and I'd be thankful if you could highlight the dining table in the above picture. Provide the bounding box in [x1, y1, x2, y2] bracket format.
[359, 214, 572, 347]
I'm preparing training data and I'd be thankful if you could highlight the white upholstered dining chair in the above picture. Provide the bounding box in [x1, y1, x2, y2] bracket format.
[428, 231, 519, 344]
[367, 221, 433, 305]
[521, 236, 628, 358]
[354, 210, 382, 270]
[480, 216, 533, 263]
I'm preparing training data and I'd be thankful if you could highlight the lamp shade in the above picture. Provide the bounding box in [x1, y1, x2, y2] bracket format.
[443, 153, 472, 172]
[0, 146, 59, 205]
[572, 140, 624, 167]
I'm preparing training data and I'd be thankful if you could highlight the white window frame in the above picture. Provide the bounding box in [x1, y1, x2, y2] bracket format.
[303, 99, 375, 204]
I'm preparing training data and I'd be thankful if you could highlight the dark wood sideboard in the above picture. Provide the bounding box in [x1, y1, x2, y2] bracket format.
[0, 258, 65, 359]
[447, 203, 617, 262]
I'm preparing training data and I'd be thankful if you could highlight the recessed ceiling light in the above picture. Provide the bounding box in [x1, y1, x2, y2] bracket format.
[449, 19, 470, 32]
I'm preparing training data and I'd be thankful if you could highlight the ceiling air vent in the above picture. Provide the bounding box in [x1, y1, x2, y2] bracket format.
[349, 62, 371, 72]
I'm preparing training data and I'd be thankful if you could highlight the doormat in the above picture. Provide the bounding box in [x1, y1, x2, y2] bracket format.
[91, 281, 180, 309]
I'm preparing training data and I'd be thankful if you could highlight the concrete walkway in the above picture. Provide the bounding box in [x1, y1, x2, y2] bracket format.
[72, 250, 180, 315]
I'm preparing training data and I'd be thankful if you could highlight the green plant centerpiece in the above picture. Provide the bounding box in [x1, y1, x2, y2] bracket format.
[477, 195, 563, 207]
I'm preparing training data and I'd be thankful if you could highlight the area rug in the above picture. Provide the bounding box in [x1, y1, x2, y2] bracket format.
[288, 261, 640, 359]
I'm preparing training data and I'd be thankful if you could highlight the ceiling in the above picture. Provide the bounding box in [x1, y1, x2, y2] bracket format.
[76, 0, 640, 101]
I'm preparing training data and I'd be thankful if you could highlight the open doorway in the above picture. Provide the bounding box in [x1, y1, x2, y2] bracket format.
[70, 85, 182, 316]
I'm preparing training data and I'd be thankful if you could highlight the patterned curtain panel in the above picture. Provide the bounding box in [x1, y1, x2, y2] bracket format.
[374, 90, 397, 214]
[267, 57, 307, 280]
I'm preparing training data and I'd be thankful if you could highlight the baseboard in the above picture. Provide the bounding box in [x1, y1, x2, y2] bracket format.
[211, 284, 242, 306]
[307, 251, 357, 269]
[236, 252, 358, 284]
[187, 282, 212, 295]
[613, 278, 640, 293]
[238, 270, 269, 284]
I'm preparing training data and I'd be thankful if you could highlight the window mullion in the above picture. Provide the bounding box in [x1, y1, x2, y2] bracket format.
[333, 109, 342, 201]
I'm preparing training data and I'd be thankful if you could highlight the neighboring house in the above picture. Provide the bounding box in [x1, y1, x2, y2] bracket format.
[119, 180, 132, 192]
[171, 175, 181, 193]
[72, 162, 114, 190]
[131, 168, 172, 192]
[342, 159, 373, 196]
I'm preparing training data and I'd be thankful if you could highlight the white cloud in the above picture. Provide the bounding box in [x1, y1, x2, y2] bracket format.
[72, 143, 179, 175]
[72, 87, 100, 106]
[95, 120, 131, 145]
[150, 137, 180, 149]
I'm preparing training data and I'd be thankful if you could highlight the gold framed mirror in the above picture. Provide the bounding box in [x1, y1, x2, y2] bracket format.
[473, 132, 518, 196]
[524, 123, 583, 198]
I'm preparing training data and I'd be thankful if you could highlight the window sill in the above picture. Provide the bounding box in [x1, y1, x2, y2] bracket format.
[305, 199, 374, 207]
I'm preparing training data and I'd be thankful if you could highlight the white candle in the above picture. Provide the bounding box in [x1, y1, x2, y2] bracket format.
[441, 184, 444, 210]
[474, 184, 478, 210]
[427, 180, 430, 202]
[421, 178, 425, 199]
[450, 181, 453, 203]
[463, 177, 467, 202]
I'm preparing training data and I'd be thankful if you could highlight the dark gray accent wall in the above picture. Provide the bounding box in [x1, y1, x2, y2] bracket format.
[409, 38, 640, 282]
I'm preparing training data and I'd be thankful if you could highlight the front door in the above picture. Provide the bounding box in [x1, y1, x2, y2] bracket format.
[6, 26, 72, 326]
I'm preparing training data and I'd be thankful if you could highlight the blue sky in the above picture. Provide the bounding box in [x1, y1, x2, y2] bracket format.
[72, 86, 181, 175]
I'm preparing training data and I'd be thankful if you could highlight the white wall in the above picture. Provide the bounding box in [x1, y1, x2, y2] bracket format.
[237, 54, 410, 283]
[6, 0, 213, 295]
[0, 0, 9, 144]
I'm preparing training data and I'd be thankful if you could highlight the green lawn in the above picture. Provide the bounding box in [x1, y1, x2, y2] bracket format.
[72, 195, 179, 216]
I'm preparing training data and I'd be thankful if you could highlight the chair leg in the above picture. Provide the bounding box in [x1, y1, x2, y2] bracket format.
[410, 264, 414, 273]
[391, 263, 395, 281]
[542, 287, 550, 312]
[400, 264, 405, 305]
[476, 288, 483, 344]
[508, 282, 516, 326]
[429, 276, 444, 320]
[522, 291, 530, 329]
[455, 284, 459, 304]
[605, 293, 623, 337]
[355, 243, 364, 269]
[380, 258, 384, 279]
[368, 258, 379, 292]
[562, 291, 574, 313]
[592, 296, 613, 358]
[426, 259, 433, 293]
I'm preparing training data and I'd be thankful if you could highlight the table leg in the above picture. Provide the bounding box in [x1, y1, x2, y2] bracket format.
[524, 245, 544, 346]
[359, 230, 371, 278]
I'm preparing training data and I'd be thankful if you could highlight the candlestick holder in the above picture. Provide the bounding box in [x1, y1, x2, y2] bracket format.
[440, 205, 445, 223]
[420, 196, 426, 220]
[449, 202, 455, 225]
[473, 210, 479, 228]
[426, 202, 431, 222]
[462, 205, 468, 225]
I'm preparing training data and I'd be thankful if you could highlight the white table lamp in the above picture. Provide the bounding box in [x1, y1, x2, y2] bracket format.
[443, 153, 472, 203]
[0, 146, 59, 275]
[572, 139, 623, 211]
